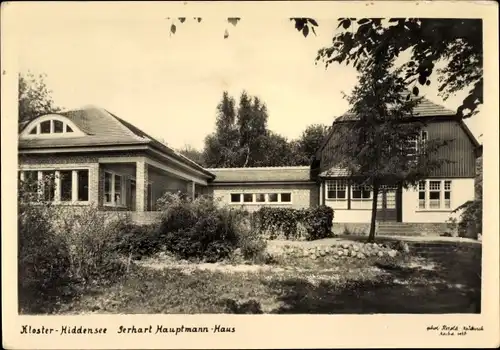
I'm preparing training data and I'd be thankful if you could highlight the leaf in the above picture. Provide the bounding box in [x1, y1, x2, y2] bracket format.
[311, 26, 317, 36]
[408, 61, 415, 67]
[224, 29, 229, 39]
[308, 18, 318, 26]
[178, 17, 186, 23]
[303, 26, 309, 38]
[412, 86, 420, 96]
[342, 19, 351, 29]
[357, 18, 370, 25]
[227, 17, 240, 26]
[426, 80, 431, 86]
[170, 24, 176, 35]
[418, 75, 427, 85]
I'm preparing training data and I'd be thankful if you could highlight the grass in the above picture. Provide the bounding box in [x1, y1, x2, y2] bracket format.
[52, 240, 482, 315]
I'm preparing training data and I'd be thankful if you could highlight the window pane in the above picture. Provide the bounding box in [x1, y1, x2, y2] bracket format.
[42, 171, 55, 201]
[230, 194, 241, 203]
[327, 191, 336, 199]
[114, 175, 122, 204]
[444, 181, 451, 190]
[255, 193, 266, 202]
[418, 181, 426, 191]
[280, 193, 291, 202]
[104, 172, 112, 202]
[418, 200, 426, 209]
[29, 127, 37, 135]
[268, 193, 278, 202]
[60, 170, 72, 201]
[419, 192, 425, 200]
[429, 181, 441, 190]
[40, 121, 51, 134]
[66, 125, 73, 132]
[444, 192, 451, 200]
[362, 190, 371, 198]
[54, 120, 64, 133]
[78, 170, 89, 201]
[23, 171, 39, 194]
[352, 190, 361, 199]
[243, 194, 253, 202]
[429, 192, 440, 200]
[337, 191, 346, 199]
[76, 171, 89, 201]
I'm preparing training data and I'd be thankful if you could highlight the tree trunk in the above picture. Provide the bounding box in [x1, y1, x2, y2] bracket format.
[242, 145, 250, 168]
[368, 184, 379, 242]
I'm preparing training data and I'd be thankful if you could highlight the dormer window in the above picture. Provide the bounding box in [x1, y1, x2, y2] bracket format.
[20, 115, 84, 139]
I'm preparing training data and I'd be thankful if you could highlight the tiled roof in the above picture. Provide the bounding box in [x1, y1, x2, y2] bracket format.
[207, 166, 312, 183]
[18, 107, 213, 177]
[337, 96, 456, 121]
[319, 167, 351, 177]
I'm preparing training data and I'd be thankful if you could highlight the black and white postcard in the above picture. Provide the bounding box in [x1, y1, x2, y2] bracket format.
[2, 1, 499, 349]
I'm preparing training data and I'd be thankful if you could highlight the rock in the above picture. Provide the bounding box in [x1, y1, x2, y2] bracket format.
[357, 253, 365, 259]
[341, 243, 349, 249]
[377, 251, 384, 257]
[338, 250, 344, 256]
[320, 250, 326, 257]
[388, 250, 398, 258]
[353, 245, 360, 252]
[351, 251, 357, 258]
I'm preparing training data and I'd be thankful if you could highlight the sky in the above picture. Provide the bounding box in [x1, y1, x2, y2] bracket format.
[16, 14, 483, 150]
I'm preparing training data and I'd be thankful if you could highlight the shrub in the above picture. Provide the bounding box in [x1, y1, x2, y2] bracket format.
[18, 200, 72, 313]
[302, 206, 334, 240]
[52, 206, 126, 284]
[234, 217, 268, 263]
[18, 177, 73, 313]
[253, 206, 334, 241]
[454, 200, 482, 239]
[113, 223, 160, 259]
[156, 193, 242, 262]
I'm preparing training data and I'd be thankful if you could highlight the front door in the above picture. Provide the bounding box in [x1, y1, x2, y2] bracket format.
[377, 185, 398, 221]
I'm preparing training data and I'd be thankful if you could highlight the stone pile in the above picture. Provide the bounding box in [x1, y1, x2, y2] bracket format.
[276, 242, 399, 260]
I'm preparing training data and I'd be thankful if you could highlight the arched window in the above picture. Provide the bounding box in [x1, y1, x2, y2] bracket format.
[21, 115, 84, 138]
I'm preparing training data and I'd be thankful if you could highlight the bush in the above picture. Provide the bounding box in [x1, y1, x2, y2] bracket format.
[18, 200, 72, 313]
[253, 206, 334, 241]
[454, 200, 482, 239]
[234, 217, 268, 263]
[156, 193, 242, 262]
[52, 206, 126, 285]
[113, 223, 160, 259]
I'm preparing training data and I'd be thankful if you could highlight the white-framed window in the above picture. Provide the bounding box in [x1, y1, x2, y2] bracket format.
[418, 181, 426, 209]
[20, 115, 84, 139]
[104, 171, 126, 206]
[229, 192, 293, 204]
[408, 130, 428, 159]
[417, 179, 452, 210]
[351, 184, 371, 200]
[27, 119, 75, 136]
[326, 180, 347, 200]
[19, 169, 90, 203]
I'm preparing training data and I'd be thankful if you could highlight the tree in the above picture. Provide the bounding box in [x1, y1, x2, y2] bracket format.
[203, 91, 240, 167]
[203, 91, 272, 168]
[259, 131, 296, 167]
[292, 124, 330, 165]
[330, 59, 449, 242]
[18, 72, 61, 126]
[318, 18, 482, 119]
[178, 144, 205, 166]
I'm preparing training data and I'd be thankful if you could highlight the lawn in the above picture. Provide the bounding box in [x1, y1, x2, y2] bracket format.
[55, 238, 482, 315]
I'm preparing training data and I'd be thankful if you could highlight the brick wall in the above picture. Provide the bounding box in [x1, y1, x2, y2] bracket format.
[208, 183, 319, 212]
